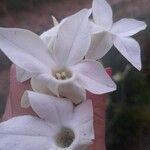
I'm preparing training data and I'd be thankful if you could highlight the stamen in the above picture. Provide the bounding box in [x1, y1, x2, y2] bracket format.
[54, 68, 72, 80]
[55, 71, 70, 80]
[61, 72, 67, 80]
[56, 73, 61, 80]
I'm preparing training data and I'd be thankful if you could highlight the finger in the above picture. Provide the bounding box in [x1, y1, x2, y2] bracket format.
[87, 68, 112, 150]
[2, 65, 111, 150]
[87, 92, 107, 150]
[2, 64, 35, 121]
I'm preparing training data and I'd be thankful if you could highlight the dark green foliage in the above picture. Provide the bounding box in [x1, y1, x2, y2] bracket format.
[106, 69, 150, 150]
[107, 107, 144, 149]
[102, 23, 150, 149]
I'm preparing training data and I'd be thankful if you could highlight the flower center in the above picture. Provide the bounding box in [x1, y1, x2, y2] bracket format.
[53, 69, 72, 80]
[55, 127, 75, 148]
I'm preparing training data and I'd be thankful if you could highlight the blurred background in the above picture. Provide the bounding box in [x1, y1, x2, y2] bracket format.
[0, 0, 149, 150]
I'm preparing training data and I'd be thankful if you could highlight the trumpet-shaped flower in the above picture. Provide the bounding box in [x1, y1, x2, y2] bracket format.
[15, 16, 65, 82]
[0, 9, 116, 104]
[86, 0, 147, 70]
[0, 91, 94, 150]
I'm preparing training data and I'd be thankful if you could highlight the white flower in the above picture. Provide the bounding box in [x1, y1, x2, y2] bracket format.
[0, 8, 116, 104]
[86, 0, 147, 70]
[15, 16, 65, 82]
[0, 91, 94, 150]
[40, 16, 66, 50]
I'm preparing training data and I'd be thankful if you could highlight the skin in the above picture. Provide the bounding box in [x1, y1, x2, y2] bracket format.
[2, 64, 111, 150]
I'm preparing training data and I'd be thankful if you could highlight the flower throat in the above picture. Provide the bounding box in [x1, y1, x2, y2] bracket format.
[54, 68, 72, 80]
[56, 127, 75, 148]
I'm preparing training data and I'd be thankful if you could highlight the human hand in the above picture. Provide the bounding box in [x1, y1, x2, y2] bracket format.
[2, 64, 111, 150]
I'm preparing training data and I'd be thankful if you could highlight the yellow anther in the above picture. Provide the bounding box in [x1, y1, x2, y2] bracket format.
[54, 69, 71, 80]
[61, 72, 67, 79]
[56, 73, 61, 80]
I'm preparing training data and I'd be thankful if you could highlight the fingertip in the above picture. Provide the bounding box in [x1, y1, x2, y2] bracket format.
[87, 92, 107, 150]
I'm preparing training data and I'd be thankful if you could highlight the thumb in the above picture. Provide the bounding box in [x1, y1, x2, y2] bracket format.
[87, 92, 107, 150]
[87, 68, 112, 150]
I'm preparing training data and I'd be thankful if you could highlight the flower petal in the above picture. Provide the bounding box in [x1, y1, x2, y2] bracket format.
[77, 120, 95, 140]
[70, 100, 94, 150]
[73, 60, 116, 94]
[73, 100, 93, 125]
[114, 36, 142, 70]
[92, 0, 113, 30]
[90, 19, 105, 34]
[0, 28, 54, 74]
[0, 115, 54, 136]
[40, 26, 58, 44]
[53, 9, 91, 66]
[16, 65, 32, 82]
[111, 18, 147, 37]
[73, 139, 93, 150]
[30, 73, 59, 97]
[58, 81, 86, 104]
[22, 91, 74, 125]
[0, 135, 51, 150]
[22, 73, 57, 108]
[0, 116, 54, 150]
[86, 31, 113, 60]
[30, 74, 56, 95]
[31, 73, 86, 104]
[40, 18, 67, 50]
